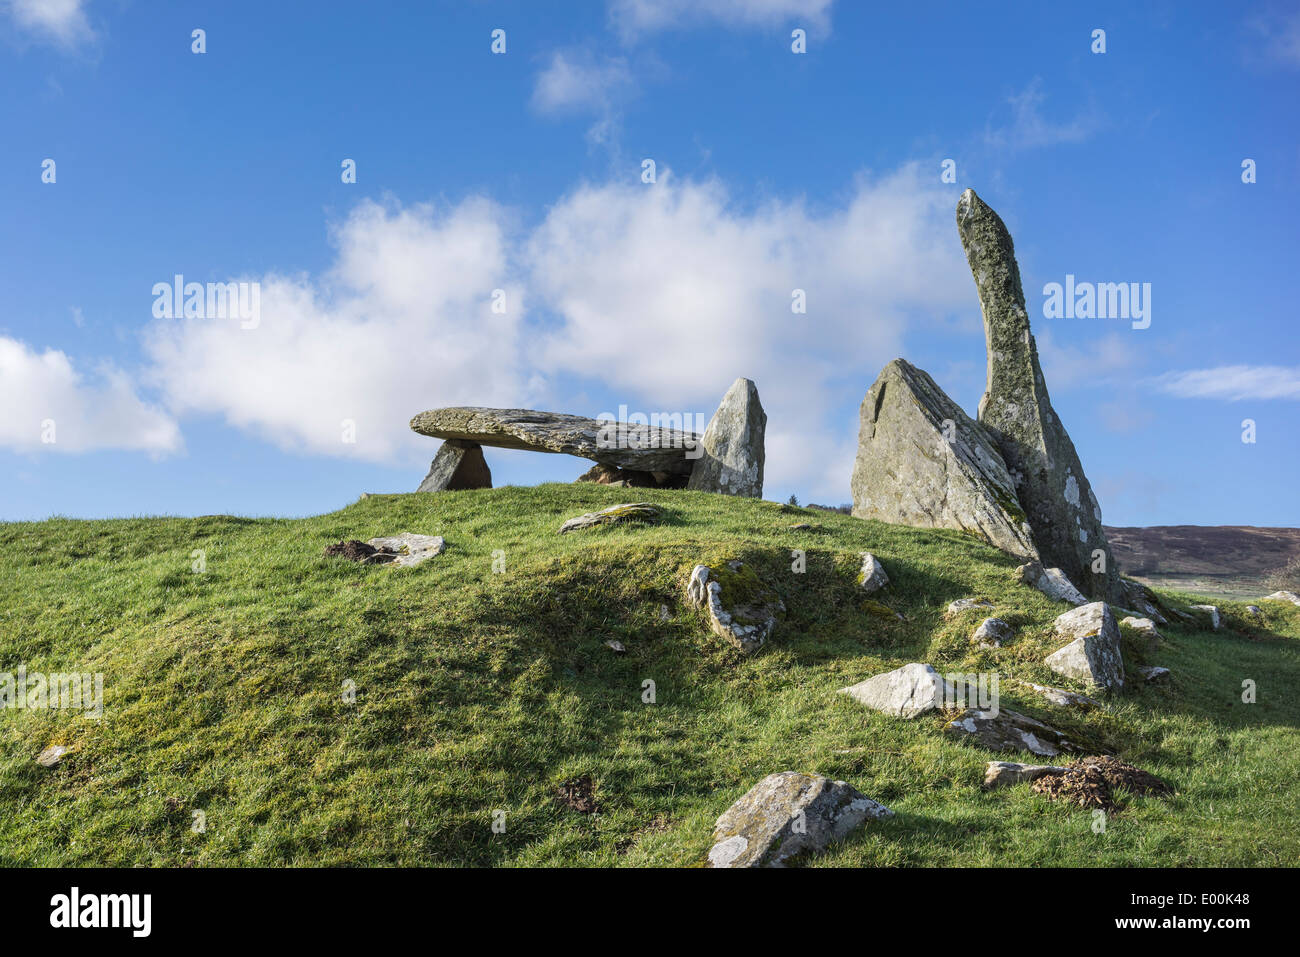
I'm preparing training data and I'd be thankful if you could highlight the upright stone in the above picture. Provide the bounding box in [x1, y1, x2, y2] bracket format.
[416, 439, 492, 492]
[956, 189, 1119, 601]
[850, 359, 1038, 558]
[687, 377, 766, 497]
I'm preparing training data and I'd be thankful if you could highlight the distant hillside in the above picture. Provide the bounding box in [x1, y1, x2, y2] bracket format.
[1105, 525, 1300, 599]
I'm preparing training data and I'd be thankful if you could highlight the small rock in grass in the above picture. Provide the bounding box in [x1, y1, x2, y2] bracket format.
[686, 560, 784, 655]
[707, 771, 893, 868]
[1190, 604, 1222, 630]
[604, 640, 626, 654]
[972, 617, 1013, 648]
[839, 662, 954, 718]
[1264, 590, 1300, 607]
[946, 597, 995, 618]
[1046, 602, 1124, 692]
[857, 552, 889, 594]
[36, 745, 69, 767]
[366, 533, 446, 567]
[1138, 665, 1170, 683]
[1019, 681, 1100, 711]
[559, 502, 662, 534]
[983, 761, 1067, 789]
[944, 708, 1078, 758]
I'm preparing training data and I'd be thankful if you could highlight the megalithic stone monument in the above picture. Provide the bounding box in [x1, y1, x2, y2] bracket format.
[956, 188, 1119, 601]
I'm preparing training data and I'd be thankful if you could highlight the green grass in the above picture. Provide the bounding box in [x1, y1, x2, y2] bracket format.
[1, 483, 1297, 867]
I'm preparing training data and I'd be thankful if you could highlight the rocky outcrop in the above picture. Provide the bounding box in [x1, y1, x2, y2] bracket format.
[1045, 602, 1124, 691]
[686, 560, 784, 654]
[410, 407, 700, 474]
[416, 439, 492, 492]
[838, 662, 955, 718]
[1015, 562, 1088, 605]
[956, 189, 1119, 602]
[687, 378, 766, 497]
[707, 771, 893, 868]
[943, 708, 1078, 758]
[851, 359, 1038, 558]
[558, 502, 662, 534]
[857, 552, 889, 594]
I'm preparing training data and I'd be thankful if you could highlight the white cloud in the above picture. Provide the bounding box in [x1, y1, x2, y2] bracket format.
[609, 0, 834, 37]
[0, 336, 179, 454]
[984, 78, 1100, 151]
[3, 0, 93, 47]
[526, 163, 971, 499]
[532, 50, 635, 115]
[144, 198, 531, 464]
[1148, 365, 1300, 401]
[131, 165, 967, 502]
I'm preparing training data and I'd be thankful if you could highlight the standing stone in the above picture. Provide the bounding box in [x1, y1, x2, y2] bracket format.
[1045, 601, 1125, 691]
[416, 439, 492, 492]
[850, 359, 1038, 558]
[956, 189, 1118, 601]
[687, 378, 766, 497]
[707, 771, 893, 868]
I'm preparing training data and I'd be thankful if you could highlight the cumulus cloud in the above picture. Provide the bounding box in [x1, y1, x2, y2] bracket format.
[3, 0, 93, 47]
[526, 163, 971, 497]
[609, 0, 834, 37]
[0, 336, 179, 454]
[144, 198, 532, 464]
[1148, 365, 1300, 401]
[984, 78, 1101, 151]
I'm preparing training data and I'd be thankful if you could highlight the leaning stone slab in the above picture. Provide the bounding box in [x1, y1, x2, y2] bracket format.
[983, 761, 1067, 789]
[410, 407, 700, 474]
[1046, 602, 1124, 691]
[707, 771, 893, 868]
[944, 708, 1077, 758]
[857, 552, 889, 594]
[957, 189, 1119, 602]
[850, 359, 1038, 558]
[1119, 579, 1170, 625]
[686, 561, 784, 655]
[1016, 562, 1087, 605]
[1190, 604, 1222, 630]
[1264, 590, 1300, 607]
[558, 502, 662, 534]
[416, 439, 492, 492]
[839, 662, 956, 718]
[687, 377, 766, 497]
[366, 533, 446, 568]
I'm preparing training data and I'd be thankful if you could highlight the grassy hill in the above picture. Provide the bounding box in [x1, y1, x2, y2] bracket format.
[2, 484, 1297, 867]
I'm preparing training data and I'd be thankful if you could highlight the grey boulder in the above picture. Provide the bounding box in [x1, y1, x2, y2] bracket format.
[1016, 562, 1087, 605]
[857, 552, 889, 594]
[707, 771, 893, 868]
[973, 617, 1013, 648]
[558, 502, 662, 534]
[1191, 604, 1223, 630]
[838, 662, 955, 718]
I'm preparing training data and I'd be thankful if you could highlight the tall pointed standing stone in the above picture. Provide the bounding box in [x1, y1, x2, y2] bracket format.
[687, 378, 766, 497]
[956, 189, 1118, 601]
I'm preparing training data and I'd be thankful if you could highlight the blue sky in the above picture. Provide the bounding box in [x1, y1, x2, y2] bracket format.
[2, 0, 1298, 526]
